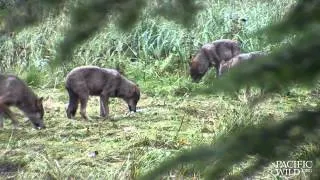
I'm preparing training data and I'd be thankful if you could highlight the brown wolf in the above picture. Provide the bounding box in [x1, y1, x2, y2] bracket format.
[65, 66, 140, 120]
[189, 39, 241, 82]
[219, 51, 267, 76]
[0, 74, 45, 129]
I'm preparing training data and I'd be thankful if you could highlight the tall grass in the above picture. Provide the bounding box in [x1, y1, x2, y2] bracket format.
[0, 0, 296, 92]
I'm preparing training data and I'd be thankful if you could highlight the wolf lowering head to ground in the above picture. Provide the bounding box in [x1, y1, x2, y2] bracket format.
[189, 39, 241, 82]
[65, 66, 140, 120]
[0, 74, 45, 129]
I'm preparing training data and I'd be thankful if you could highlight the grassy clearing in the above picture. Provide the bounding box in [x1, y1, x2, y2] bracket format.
[2, 0, 319, 179]
[0, 86, 317, 179]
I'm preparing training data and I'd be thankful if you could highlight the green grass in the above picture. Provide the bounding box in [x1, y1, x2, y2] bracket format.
[2, 0, 319, 179]
[1, 86, 318, 179]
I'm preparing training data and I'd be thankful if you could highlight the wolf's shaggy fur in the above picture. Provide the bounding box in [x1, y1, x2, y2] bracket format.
[65, 66, 140, 120]
[189, 39, 241, 82]
[0, 74, 45, 129]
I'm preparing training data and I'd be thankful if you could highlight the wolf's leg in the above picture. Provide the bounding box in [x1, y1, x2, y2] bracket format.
[215, 64, 221, 78]
[66, 98, 79, 119]
[217, 60, 228, 78]
[218, 64, 223, 77]
[0, 113, 3, 128]
[0, 102, 4, 128]
[99, 95, 109, 117]
[6, 108, 19, 128]
[2, 106, 19, 128]
[0, 98, 19, 128]
[71, 99, 79, 118]
[66, 88, 79, 119]
[79, 95, 89, 120]
[101, 79, 120, 117]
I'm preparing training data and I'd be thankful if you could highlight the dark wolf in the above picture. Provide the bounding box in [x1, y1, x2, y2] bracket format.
[65, 66, 140, 120]
[0, 74, 45, 129]
[189, 39, 241, 82]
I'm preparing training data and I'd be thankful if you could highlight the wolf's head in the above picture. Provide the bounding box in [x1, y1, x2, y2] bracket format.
[189, 52, 210, 83]
[26, 97, 45, 129]
[124, 85, 140, 112]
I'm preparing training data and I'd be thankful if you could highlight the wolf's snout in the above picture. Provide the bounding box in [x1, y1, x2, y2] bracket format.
[37, 126, 46, 130]
[192, 78, 200, 83]
[128, 105, 136, 112]
[34, 122, 46, 129]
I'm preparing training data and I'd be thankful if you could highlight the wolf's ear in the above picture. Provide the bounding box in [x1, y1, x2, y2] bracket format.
[36, 97, 43, 107]
[116, 64, 125, 75]
[133, 85, 138, 92]
[130, 85, 139, 96]
[189, 59, 200, 69]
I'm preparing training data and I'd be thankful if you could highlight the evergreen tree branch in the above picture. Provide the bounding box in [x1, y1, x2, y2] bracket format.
[139, 111, 320, 180]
